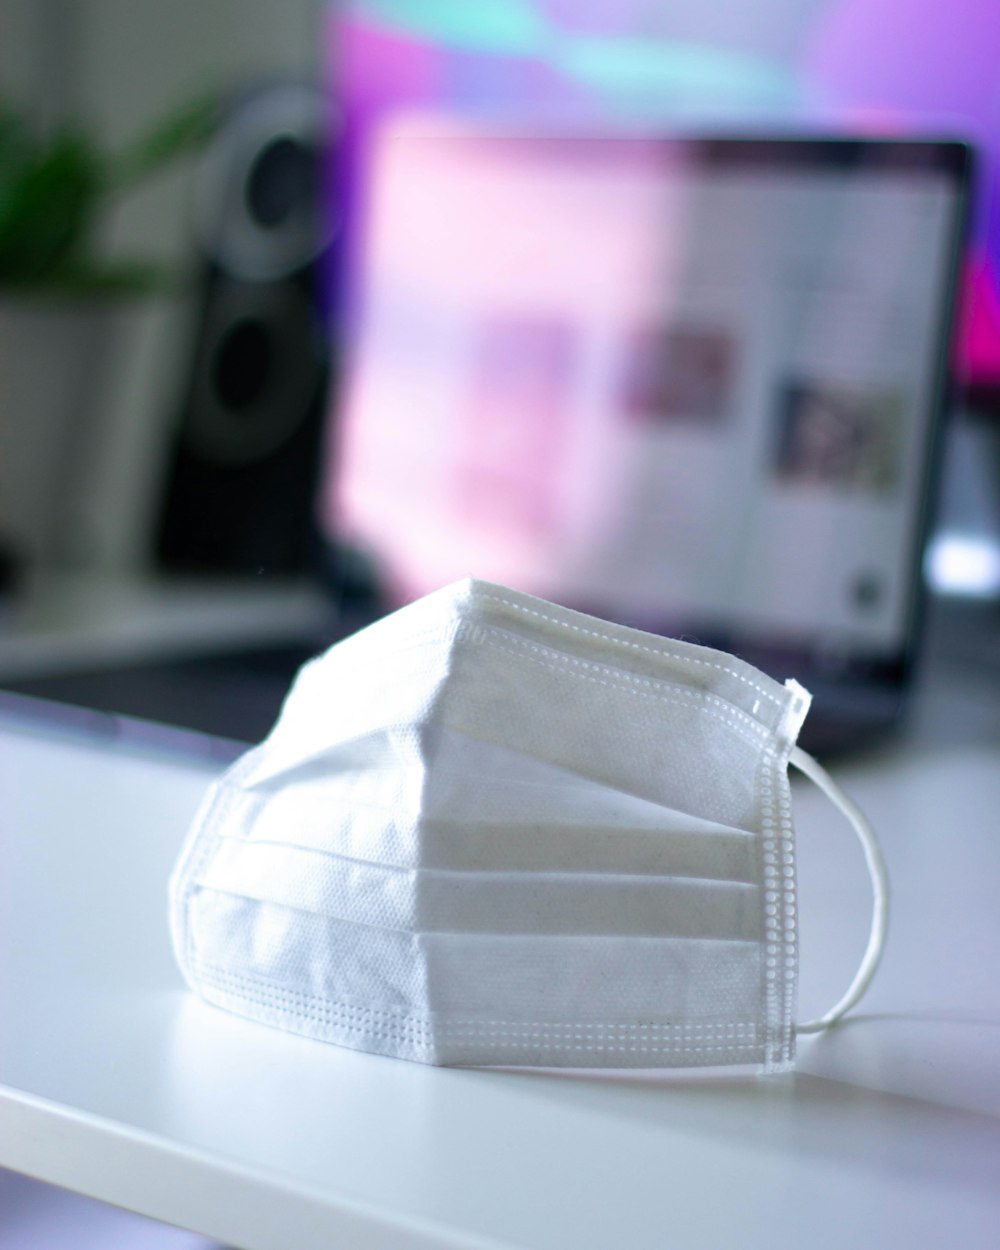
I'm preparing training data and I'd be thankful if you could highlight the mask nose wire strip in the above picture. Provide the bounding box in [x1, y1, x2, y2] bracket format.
[789, 745, 890, 1034]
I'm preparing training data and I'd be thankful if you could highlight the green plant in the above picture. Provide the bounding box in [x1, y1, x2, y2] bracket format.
[0, 94, 219, 295]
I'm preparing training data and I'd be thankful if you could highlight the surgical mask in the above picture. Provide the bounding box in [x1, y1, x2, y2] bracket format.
[169, 578, 888, 1073]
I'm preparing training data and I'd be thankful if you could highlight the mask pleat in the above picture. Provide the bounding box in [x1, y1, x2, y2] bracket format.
[218, 752, 762, 877]
[187, 895, 765, 1060]
[235, 816, 756, 878]
[192, 835, 760, 937]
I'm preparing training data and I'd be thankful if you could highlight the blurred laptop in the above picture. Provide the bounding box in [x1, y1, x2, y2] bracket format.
[3, 126, 971, 756]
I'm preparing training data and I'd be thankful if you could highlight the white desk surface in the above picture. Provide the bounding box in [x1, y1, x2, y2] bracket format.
[2, 702, 1000, 1250]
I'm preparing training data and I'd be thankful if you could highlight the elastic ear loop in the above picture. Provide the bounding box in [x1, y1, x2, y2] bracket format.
[789, 746, 890, 1034]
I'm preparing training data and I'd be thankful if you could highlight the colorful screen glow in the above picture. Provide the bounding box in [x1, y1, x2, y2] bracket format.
[330, 0, 1000, 402]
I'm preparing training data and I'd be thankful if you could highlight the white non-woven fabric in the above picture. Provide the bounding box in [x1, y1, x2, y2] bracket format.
[169, 578, 883, 1072]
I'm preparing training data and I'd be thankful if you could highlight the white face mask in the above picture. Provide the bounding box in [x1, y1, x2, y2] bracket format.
[169, 579, 888, 1073]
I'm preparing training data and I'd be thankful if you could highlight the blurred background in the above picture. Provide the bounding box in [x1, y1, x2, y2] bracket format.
[2, 2, 999, 1241]
[0, 0, 998, 698]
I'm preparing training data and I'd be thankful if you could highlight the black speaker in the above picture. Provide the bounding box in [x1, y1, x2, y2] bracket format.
[157, 82, 334, 575]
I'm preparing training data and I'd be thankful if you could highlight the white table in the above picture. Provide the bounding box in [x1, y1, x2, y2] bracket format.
[2, 701, 999, 1249]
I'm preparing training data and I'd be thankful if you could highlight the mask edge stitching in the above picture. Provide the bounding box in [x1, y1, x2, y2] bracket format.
[759, 745, 798, 1072]
[476, 591, 784, 707]
[191, 962, 765, 1051]
[469, 623, 771, 739]
[458, 629, 770, 748]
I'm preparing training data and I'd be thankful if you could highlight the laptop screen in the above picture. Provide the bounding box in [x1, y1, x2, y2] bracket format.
[326, 128, 969, 667]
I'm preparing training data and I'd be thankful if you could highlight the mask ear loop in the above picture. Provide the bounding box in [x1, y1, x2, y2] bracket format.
[789, 746, 890, 1034]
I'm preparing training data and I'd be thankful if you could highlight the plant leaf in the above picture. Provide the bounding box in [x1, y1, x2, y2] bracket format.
[104, 91, 221, 194]
[0, 130, 102, 282]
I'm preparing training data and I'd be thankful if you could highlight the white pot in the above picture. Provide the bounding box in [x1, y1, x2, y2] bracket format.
[0, 293, 184, 575]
